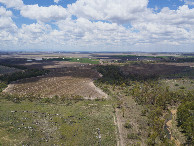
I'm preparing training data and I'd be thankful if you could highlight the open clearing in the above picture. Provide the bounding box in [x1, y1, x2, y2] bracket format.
[0, 98, 116, 145]
[3, 67, 108, 99]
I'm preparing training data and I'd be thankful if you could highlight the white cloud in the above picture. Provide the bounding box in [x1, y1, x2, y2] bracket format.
[20, 5, 68, 22]
[0, 0, 68, 22]
[0, 0, 194, 52]
[0, 7, 18, 44]
[54, 0, 60, 3]
[18, 23, 52, 44]
[68, 0, 149, 23]
[0, 0, 24, 10]
[182, 0, 194, 5]
[0, 7, 17, 31]
[0, 6, 12, 17]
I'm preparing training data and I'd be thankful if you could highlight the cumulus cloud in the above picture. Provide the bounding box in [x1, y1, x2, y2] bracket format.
[181, 0, 194, 5]
[0, 0, 24, 10]
[0, 0, 194, 51]
[18, 23, 52, 44]
[54, 0, 60, 3]
[68, 0, 149, 23]
[20, 5, 68, 22]
[0, 0, 68, 22]
[0, 6, 18, 44]
[0, 7, 17, 31]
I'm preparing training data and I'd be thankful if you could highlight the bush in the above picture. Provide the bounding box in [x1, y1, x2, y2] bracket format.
[0, 69, 49, 83]
[41, 98, 52, 103]
[4, 94, 21, 103]
[127, 133, 140, 139]
[0, 82, 7, 92]
[124, 121, 132, 129]
[177, 101, 194, 144]
[141, 109, 147, 116]
[180, 86, 185, 89]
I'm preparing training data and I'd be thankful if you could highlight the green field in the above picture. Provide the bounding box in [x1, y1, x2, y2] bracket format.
[0, 97, 116, 145]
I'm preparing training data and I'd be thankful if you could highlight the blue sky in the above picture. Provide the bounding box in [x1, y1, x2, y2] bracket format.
[0, 0, 194, 52]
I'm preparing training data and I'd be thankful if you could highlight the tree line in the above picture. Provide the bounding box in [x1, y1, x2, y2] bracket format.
[95, 65, 194, 145]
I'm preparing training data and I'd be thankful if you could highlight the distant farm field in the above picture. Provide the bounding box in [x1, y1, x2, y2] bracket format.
[44, 58, 100, 65]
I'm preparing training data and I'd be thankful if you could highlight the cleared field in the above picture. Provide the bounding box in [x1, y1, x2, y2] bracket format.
[19, 61, 91, 69]
[0, 98, 116, 145]
[3, 67, 107, 99]
[0, 65, 21, 76]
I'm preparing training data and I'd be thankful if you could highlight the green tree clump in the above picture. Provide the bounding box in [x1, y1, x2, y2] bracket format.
[177, 101, 194, 144]
[0, 69, 49, 83]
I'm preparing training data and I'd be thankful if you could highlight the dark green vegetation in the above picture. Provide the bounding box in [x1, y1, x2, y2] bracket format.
[0, 95, 116, 145]
[0, 82, 7, 92]
[44, 57, 99, 64]
[0, 63, 27, 70]
[0, 69, 49, 84]
[95, 65, 158, 85]
[130, 81, 193, 145]
[177, 101, 194, 145]
[95, 65, 126, 85]
[95, 64, 194, 145]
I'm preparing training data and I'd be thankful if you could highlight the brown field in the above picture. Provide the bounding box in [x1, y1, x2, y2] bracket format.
[18, 61, 90, 69]
[3, 66, 107, 99]
[0, 52, 92, 59]
[165, 62, 194, 68]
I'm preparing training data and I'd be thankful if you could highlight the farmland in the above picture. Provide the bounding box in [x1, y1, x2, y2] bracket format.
[44, 57, 100, 64]
[0, 52, 194, 145]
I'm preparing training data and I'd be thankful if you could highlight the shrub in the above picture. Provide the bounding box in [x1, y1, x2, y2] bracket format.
[124, 121, 132, 129]
[177, 101, 194, 144]
[127, 133, 140, 139]
[179, 86, 185, 89]
[141, 109, 147, 116]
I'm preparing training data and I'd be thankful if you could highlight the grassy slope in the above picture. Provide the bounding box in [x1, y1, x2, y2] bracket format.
[0, 98, 116, 145]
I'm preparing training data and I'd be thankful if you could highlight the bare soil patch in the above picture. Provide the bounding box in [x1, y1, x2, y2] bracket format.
[3, 67, 107, 99]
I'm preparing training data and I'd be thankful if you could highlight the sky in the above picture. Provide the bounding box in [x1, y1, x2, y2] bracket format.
[0, 0, 194, 52]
